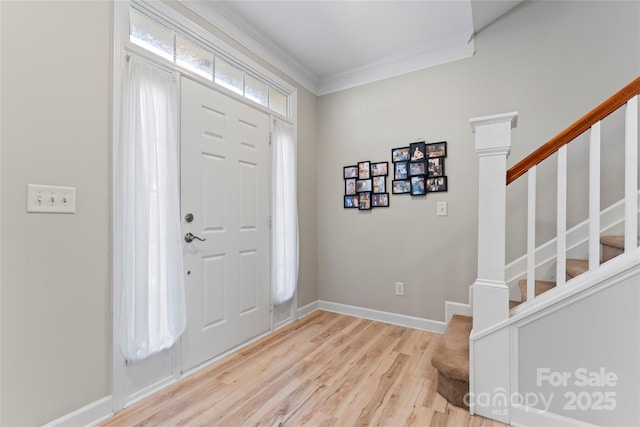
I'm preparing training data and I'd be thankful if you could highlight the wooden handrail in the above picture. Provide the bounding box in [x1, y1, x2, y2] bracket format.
[506, 76, 640, 185]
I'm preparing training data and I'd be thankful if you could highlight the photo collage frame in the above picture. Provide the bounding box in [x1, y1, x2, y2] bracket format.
[391, 141, 448, 196]
[343, 160, 390, 210]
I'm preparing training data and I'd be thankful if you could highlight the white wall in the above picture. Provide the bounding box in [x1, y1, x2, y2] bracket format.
[0, 1, 112, 425]
[316, 0, 639, 321]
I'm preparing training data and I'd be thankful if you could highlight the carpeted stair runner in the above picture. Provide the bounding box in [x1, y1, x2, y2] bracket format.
[431, 315, 472, 408]
[432, 235, 637, 408]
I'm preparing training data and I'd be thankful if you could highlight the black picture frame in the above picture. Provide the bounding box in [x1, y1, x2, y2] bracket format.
[427, 157, 445, 177]
[411, 176, 426, 196]
[394, 161, 408, 180]
[391, 147, 410, 162]
[358, 161, 371, 179]
[426, 176, 448, 192]
[344, 165, 358, 179]
[371, 161, 389, 177]
[392, 179, 411, 194]
[358, 192, 372, 210]
[409, 142, 427, 162]
[356, 179, 372, 192]
[409, 161, 426, 177]
[427, 141, 447, 158]
[345, 178, 357, 195]
[373, 176, 386, 193]
[344, 194, 359, 208]
[372, 193, 389, 208]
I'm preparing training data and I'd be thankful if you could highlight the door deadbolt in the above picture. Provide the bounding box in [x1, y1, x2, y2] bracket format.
[185, 213, 194, 223]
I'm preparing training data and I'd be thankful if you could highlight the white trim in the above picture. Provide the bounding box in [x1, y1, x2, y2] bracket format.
[469, 111, 518, 131]
[178, 2, 477, 96]
[477, 251, 640, 339]
[42, 396, 113, 427]
[318, 300, 446, 334]
[510, 404, 599, 427]
[297, 300, 320, 319]
[178, 0, 317, 95]
[316, 32, 475, 95]
[134, 1, 297, 103]
[445, 301, 472, 325]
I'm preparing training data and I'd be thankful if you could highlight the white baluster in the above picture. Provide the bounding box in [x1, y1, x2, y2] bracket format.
[527, 166, 536, 302]
[625, 96, 638, 254]
[556, 145, 567, 285]
[589, 122, 601, 270]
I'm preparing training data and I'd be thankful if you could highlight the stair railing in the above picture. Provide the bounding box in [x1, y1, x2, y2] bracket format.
[507, 77, 640, 304]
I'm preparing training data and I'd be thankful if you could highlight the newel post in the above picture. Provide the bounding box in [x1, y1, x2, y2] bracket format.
[469, 112, 518, 332]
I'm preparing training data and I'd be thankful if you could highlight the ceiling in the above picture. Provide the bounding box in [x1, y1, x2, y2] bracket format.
[191, 1, 524, 95]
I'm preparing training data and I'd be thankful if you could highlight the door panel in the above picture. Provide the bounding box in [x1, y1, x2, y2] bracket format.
[181, 78, 271, 372]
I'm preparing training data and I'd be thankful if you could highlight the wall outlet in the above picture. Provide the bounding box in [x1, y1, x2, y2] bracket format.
[395, 282, 405, 296]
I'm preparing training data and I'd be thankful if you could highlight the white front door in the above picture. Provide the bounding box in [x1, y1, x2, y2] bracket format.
[180, 77, 271, 372]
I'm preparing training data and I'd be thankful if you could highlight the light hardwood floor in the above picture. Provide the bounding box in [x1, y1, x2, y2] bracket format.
[102, 311, 506, 426]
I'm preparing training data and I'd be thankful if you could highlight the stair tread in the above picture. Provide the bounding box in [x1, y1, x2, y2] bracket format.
[566, 258, 588, 278]
[431, 315, 471, 381]
[518, 279, 556, 302]
[601, 235, 640, 249]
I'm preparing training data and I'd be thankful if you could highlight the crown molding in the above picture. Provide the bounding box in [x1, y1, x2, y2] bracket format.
[179, 1, 476, 97]
[317, 32, 475, 96]
[180, 0, 319, 94]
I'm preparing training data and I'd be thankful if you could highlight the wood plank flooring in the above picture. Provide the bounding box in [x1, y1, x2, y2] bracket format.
[102, 311, 506, 426]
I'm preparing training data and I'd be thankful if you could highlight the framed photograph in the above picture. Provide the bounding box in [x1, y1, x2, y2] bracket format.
[392, 147, 410, 162]
[345, 178, 357, 195]
[372, 193, 389, 208]
[392, 179, 411, 194]
[358, 161, 371, 179]
[427, 141, 447, 158]
[344, 194, 359, 208]
[394, 161, 408, 180]
[373, 176, 386, 193]
[409, 161, 426, 177]
[411, 176, 426, 196]
[359, 192, 372, 210]
[427, 157, 445, 177]
[371, 162, 388, 176]
[356, 179, 372, 192]
[409, 142, 426, 162]
[426, 176, 448, 192]
[344, 165, 358, 179]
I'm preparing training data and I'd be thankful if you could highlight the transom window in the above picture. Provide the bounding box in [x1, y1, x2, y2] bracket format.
[129, 6, 289, 116]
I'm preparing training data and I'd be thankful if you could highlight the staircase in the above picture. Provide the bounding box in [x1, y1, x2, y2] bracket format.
[432, 235, 638, 410]
[434, 77, 640, 424]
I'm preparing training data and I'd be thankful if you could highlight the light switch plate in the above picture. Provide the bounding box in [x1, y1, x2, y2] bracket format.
[437, 201, 448, 216]
[27, 184, 76, 213]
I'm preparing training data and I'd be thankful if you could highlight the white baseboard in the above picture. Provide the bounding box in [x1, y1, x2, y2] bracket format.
[42, 395, 113, 427]
[318, 300, 446, 334]
[510, 404, 599, 427]
[297, 300, 319, 319]
[444, 301, 472, 326]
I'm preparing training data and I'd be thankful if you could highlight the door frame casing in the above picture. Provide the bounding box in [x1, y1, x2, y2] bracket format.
[111, 0, 297, 411]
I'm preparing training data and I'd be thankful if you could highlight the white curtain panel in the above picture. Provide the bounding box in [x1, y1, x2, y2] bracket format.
[116, 57, 186, 362]
[271, 121, 299, 305]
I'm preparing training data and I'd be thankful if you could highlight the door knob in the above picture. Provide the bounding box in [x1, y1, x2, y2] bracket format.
[185, 232, 206, 243]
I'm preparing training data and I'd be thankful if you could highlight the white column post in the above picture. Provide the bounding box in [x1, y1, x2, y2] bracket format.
[468, 112, 517, 424]
[468, 112, 518, 332]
